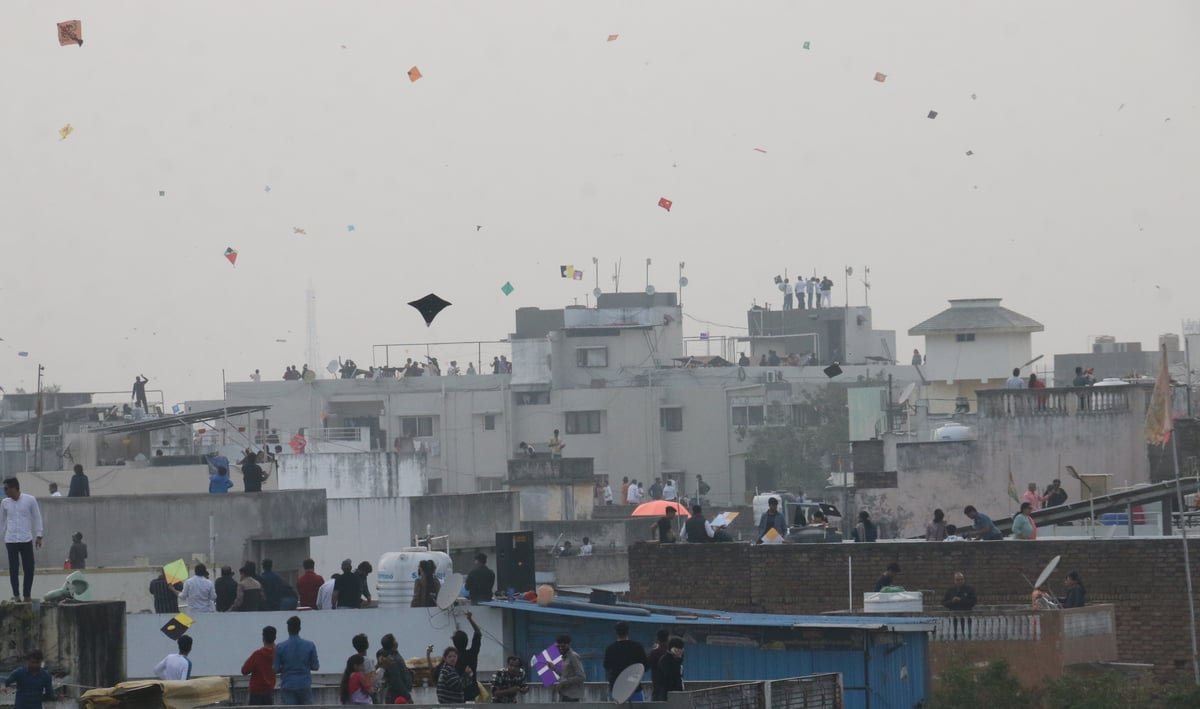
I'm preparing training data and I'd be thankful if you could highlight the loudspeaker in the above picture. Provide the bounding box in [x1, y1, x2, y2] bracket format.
[495, 530, 535, 594]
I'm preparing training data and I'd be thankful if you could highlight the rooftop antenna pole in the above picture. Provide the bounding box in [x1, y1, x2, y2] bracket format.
[305, 281, 320, 377]
[678, 262, 686, 309]
[592, 257, 599, 295]
[33, 365, 45, 471]
[645, 258, 652, 291]
[863, 267, 871, 308]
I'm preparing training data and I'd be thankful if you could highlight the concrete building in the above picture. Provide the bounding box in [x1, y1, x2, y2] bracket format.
[217, 292, 921, 509]
[909, 298, 1044, 414]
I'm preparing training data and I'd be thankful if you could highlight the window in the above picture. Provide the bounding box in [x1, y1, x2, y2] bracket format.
[565, 410, 602, 434]
[516, 391, 550, 405]
[427, 478, 443, 494]
[792, 404, 818, 427]
[484, 414, 496, 431]
[956, 333, 976, 342]
[660, 407, 683, 431]
[576, 347, 609, 368]
[399, 416, 434, 437]
[732, 405, 765, 427]
[476, 477, 504, 492]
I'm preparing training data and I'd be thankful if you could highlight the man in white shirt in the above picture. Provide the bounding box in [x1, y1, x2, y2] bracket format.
[1, 477, 44, 602]
[48, 484, 62, 497]
[626, 480, 640, 505]
[180, 563, 217, 613]
[662, 480, 677, 501]
[315, 574, 336, 609]
[154, 636, 194, 680]
[794, 278, 806, 310]
[1005, 368, 1027, 389]
[602, 483, 614, 505]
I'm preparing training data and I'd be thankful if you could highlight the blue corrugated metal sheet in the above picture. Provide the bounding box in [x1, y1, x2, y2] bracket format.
[499, 601, 928, 708]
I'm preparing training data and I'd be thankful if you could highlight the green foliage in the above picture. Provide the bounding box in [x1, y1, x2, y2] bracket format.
[746, 385, 848, 494]
[1157, 682, 1200, 708]
[1040, 671, 1145, 708]
[928, 660, 1030, 709]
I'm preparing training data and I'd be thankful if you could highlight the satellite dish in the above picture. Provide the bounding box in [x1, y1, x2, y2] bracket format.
[645, 285, 656, 295]
[1033, 555, 1061, 589]
[679, 276, 689, 287]
[436, 573, 464, 610]
[845, 266, 854, 276]
[898, 382, 917, 406]
[612, 663, 645, 703]
[593, 287, 602, 299]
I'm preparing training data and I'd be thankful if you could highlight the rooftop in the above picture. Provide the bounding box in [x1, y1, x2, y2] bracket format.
[908, 298, 1044, 336]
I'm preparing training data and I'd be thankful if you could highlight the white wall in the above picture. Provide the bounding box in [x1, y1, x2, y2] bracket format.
[126, 605, 508, 679]
[924, 331, 1033, 383]
[278, 452, 423, 498]
[311, 497, 413, 578]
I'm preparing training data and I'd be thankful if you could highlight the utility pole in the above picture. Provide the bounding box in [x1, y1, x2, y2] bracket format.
[33, 365, 45, 471]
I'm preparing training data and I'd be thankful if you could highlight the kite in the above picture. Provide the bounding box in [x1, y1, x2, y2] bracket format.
[607, 34, 619, 42]
[501, 281, 514, 296]
[965, 150, 974, 156]
[346, 224, 355, 232]
[408, 293, 451, 326]
[58, 124, 74, 140]
[559, 266, 583, 280]
[753, 147, 767, 153]
[17, 352, 29, 358]
[264, 185, 271, 193]
[970, 93, 977, 100]
[163, 559, 189, 585]
[927, 110, 938, 119]
[159, 190, 166, 197]
[57, 20, 83, 47]
[224, 247, 238, 266]
[658, 197, 672, 212]
[573, 270, 583, 281]
[530, 644, 563, 688]
[408, 66, 423, 82]
[293, 227, 307, 235]
[476, 225, 482, 231]
[873, 72, 887, 82]
[160, 613, 193, 641]
[802, 41, 810, 50]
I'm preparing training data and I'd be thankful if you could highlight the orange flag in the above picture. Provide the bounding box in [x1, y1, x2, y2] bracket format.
[1145, 346, 1173, 445]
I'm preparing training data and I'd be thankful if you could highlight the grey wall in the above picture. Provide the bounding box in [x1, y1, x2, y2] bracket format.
[279, 451, 424, 498]
[524, 518, 649, 552]
[0, 601, 125, 690]
[553, 553, 629, 586]
[409, 491, 521, 550]
[31, 489, 327, 569]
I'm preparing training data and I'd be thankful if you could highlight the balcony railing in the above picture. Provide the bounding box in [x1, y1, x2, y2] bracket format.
[929, 604, 1115, 644]
[978, 386, 1135, 419]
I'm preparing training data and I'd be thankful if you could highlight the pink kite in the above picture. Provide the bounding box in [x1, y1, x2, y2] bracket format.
[658, 197, 672, 212]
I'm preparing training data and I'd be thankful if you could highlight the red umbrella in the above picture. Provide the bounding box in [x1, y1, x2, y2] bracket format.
[632, 500, 690, 518]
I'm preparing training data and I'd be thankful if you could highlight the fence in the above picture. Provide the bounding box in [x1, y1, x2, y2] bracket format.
[683, 681, 767, 709]
[932, 612, 1042, 641]
[979, 386, 1134, 418]
[769, 674, 844, 709]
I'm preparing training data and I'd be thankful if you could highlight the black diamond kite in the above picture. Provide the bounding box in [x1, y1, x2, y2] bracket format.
[408, 293, 451, 327]
[160, 612, 193, 640]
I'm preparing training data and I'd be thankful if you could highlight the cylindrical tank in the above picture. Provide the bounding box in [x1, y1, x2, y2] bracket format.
[932, 424, 973, 441]
[377, 549, 452, 608]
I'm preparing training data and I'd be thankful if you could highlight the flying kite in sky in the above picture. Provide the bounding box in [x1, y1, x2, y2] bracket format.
[874, 72, 887, 82]
[753, 147, 767, 153]
[408, 293, 451, 326]
[658, 197, 672, 212]
[58, 124, 73, 140]
[501, 281, 514, 295]
[224, 247, 238, 266]
[559, 266, 583, 280]
[346, 224, 355, 232]
[57, 20, 82, 47]
[408, 66, 423, 82]
[927, 110, 938, 119]
[293, 227, 307, 235]
[607, 34, 619, 42]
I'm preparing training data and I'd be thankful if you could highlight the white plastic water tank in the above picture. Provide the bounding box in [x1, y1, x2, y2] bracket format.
[932, 424, 973, 441]
[863, 591, 923, 613]
[377, 549, 452, 608]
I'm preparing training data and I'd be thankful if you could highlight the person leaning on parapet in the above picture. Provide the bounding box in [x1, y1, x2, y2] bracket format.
[653, 506, 679, 543]
[963, 505, 1004, 540]
[1005, 367, 1027, 389]
[925, 509, 947, 541]
[757, 497, 787, 542]
[465, 553, 495, 603]
[1012, 502, 1038, 540]
[942, 572, 977, 611]
[853, 511, 878, 542]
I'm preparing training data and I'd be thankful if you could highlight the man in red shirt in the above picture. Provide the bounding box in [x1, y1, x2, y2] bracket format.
[295, 559, 324, 609]
[241, 626, 277, 705]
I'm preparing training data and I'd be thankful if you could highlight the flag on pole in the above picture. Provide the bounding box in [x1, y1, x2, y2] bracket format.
[1146, 345, 1173, 445]
[1007, 470, 1019, 504]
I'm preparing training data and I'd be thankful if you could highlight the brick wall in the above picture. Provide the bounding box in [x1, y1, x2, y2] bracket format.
[630, 538, 1200, 681]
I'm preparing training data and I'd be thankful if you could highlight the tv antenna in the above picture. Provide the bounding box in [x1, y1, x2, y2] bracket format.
[612, 259, 622, 292]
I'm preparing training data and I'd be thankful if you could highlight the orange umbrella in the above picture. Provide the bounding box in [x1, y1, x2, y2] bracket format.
[632, 500, 690, 518]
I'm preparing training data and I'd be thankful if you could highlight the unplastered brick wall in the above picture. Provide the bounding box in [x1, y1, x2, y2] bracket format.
[630, 538, 1200, 682]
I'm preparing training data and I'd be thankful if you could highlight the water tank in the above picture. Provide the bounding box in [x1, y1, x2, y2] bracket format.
[377, 549, 452, 608]
[932, 424, 973, 441]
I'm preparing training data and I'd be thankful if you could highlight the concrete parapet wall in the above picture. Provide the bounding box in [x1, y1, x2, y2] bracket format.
[279, 452, 424, 498]
[29, 490, 327, 569]
[410, 491, 521, 550]
[0, 601, 125, 691]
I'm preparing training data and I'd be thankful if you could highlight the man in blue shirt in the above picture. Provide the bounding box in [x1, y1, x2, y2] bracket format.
[273, 616, 319, 705]
[5, 650, 54, 709]
[963, 505, 1004, 540]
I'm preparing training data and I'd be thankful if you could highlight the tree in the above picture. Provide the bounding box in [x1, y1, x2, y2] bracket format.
[746, 384, 849, 494]
[928, 660, 1030, 709]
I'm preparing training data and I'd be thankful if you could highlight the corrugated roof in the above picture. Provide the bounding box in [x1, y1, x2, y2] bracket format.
[908, 298, 1043, 335]
[85, 405, 270, 435]
[481, 599, 933, 632]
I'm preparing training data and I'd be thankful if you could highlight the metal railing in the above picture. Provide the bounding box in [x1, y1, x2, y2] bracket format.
[932, 612, 1042, 641]
[769, 674, 843, 709]
[684, 682, 768, 709]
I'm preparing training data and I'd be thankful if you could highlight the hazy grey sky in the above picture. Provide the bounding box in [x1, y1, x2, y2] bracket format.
[2, 1, 1198, 402]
